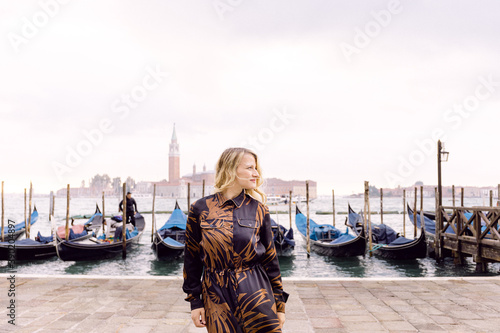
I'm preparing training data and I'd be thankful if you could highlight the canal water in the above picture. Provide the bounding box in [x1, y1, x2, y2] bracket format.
[1, 194, 499, 277]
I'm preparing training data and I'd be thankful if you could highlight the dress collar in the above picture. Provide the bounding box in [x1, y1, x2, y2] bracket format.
[216, 190, 246, 208]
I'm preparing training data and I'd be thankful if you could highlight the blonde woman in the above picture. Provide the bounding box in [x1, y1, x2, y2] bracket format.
[183, 147, 288, 332]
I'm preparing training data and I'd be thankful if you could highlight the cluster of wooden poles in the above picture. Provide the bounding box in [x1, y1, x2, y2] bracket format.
[1, 181, 35, 242]
[302, 181, 500, 258]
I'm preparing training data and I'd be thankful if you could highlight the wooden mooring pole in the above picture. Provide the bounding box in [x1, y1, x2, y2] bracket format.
[28, 182, 32, 239]
[380, 188, 383, 224]
[434, 187, 442, 261]
[102, 191, 105, 236]
[49, 191, 53, 222]
[306, 182, 310, 258]
[65, 184, 70, 240]
[151, 184, 156, 243]
[122, 183, 127, 259]
[461, 188, 464, 207]
[51, 193, 55, 217]
[364, 181, 372, 256]
[288, 190, 292, 230]
[434, 187, 438, 250]
[202, 179, 205, 197]
[413, 187, 417, 238]
[452, 185, 455, 207]
[490, 190, 493, 207]
[332, 189, 335, 227]
[402, 189, 406, 237]
[420, 186, 425, 233]
[24, 188, 27, 236]
[187, 183, 191, 209]
[1, 181, 4, 242]
[49, 191, 54, 238]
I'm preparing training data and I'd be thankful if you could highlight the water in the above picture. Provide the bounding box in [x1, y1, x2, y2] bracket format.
[1, 194, 499, 277]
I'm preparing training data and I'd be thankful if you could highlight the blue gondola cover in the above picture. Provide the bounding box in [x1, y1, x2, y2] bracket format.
[1, 210, 39, 233]
[296, 210, 341, 241]
[159, 206, 187, 231]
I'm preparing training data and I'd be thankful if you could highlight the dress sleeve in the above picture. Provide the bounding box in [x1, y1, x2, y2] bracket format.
[259, 205, 289, 313]
[182, 203, 204, 310]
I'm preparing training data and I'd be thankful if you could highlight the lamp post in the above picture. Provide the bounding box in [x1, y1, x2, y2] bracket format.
[437, 140, 449, 207]
[436, 140, 449, 261]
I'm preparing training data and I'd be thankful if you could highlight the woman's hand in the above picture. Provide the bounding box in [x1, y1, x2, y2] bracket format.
[278, 312, 285, 329]
[191, 308, 206, 328]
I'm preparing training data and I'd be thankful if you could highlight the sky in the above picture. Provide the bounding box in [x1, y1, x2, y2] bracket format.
[1, 0, 499, 196]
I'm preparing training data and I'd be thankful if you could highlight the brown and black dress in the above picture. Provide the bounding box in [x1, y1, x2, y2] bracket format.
[182, 190, 288, 333]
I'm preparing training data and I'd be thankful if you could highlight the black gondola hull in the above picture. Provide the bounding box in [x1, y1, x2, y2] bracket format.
[0, 243, 56, 261]
[299, 229, 366, 257]
[371, 231, 427, 260]
[57, 238, 141, 261]
[406, 206, 452, 258]
[151, 232, 184, 260]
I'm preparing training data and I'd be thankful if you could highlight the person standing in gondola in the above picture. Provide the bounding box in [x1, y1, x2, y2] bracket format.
[119, 192, 138, 227]
[182, 147, 288, 332]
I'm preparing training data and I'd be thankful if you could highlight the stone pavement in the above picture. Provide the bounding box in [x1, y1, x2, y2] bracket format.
[1, 274, 500, 333]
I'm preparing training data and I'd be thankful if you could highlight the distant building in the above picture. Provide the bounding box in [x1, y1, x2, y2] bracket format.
[262, 178, 317, 200]
[381, 182, 498, 199]
[155, 125, 215, 198]
[56, 186, 114, 198]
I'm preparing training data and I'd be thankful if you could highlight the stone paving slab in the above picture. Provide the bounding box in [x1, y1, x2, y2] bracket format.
[1, 274, 499, 332]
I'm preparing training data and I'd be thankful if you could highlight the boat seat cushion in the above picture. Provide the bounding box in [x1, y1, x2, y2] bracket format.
[57, 225, 86, 239]
[330, 233, 355, 244]
[388, 236, 414, 246]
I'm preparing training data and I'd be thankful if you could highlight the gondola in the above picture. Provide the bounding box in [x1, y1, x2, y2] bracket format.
[151, 201, 187, 260]
[0, 206, 105, 261]
[349, 205, 426, 260]
[1, 207, 39, 241]
[295, 206, 366, 257]
[55, 213, 145, 261]
[0, 232, 55, 261]
[271, 219, 295, 256]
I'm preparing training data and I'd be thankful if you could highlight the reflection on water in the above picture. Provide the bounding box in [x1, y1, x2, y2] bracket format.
[1, 195, 499, 278]
[319, 255, 367, 277]
[374, 257, 428, 277]
[150, 258, 183, 276]
[277, 255, 296, 277]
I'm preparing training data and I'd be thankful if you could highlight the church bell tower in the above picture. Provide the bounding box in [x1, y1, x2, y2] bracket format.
[169, 124, 180, 183]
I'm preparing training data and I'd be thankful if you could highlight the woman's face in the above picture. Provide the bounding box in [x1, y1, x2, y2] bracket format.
[235, 153, 259, 190]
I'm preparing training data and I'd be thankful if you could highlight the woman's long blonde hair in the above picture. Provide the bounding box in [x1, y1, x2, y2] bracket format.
[214, 147, 266, 204]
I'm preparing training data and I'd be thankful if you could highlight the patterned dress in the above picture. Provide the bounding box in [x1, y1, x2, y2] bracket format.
[183, 190, 288, 333]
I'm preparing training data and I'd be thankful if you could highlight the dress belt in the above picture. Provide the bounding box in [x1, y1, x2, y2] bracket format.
[205, 264, 258, 276]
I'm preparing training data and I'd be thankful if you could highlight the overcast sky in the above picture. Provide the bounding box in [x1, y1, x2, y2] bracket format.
[1, 0, 499, 195]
